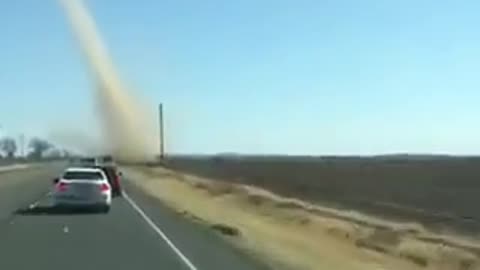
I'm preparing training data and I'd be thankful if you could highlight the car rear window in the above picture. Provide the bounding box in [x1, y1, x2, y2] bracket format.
[63, 171, 104, 180]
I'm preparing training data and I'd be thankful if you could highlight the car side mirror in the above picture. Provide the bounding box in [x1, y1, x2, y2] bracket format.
[53, 178, 60, 184]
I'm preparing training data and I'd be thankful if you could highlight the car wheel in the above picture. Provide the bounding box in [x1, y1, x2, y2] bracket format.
[113, 190, 123, 198]
[101, 205, 110, 213]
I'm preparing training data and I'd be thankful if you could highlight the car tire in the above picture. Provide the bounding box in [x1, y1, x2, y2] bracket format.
[113, 189, 123, 198]
[99, 205, 110, 214]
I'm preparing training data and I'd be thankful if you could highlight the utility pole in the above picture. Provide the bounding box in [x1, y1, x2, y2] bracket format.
[159, 103, 165, 160]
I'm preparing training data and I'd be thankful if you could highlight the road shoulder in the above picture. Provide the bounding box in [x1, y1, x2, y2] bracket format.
[122, 176, 272, 270]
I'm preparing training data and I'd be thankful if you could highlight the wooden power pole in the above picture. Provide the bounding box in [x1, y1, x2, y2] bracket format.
[159, 103, 165, 160]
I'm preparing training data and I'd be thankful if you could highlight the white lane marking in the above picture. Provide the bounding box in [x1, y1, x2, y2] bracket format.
[123, 191, 199, 270]
[63, 226, 69, 233]
[28, 191, 51, 209]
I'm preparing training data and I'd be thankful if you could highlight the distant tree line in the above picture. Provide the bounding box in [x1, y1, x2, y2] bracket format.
[0, 137, 17, 159]
[0, 136, 71, 160]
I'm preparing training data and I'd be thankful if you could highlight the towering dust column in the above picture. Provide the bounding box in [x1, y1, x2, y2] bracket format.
[59, 0, 157, 162]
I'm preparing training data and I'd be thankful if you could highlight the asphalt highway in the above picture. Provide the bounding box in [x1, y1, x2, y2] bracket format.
[0, 165, 269, 270]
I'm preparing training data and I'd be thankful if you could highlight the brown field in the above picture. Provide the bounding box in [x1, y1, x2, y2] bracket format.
[160, 155, 480, 235]
[129, 161, 480, 270]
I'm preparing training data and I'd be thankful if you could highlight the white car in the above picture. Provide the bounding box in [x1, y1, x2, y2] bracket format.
[52, 167, 112, 213]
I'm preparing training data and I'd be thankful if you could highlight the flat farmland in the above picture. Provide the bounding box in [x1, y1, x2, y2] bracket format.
[162, 156, 480, 234]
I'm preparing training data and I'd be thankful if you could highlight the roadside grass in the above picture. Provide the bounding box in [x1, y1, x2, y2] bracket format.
[0, 164, 31, 173]
[125, 166, 480, 270]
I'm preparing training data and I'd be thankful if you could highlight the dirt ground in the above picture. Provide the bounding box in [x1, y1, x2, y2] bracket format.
[161, 155, 480, 235]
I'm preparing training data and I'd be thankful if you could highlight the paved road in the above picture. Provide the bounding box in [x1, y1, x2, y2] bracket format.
[0, 165, 269, 270]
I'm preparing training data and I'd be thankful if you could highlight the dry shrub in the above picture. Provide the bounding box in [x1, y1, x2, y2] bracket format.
[354, 229, 401, 256]
[370, 229, 402, 246]
[326, 225, 355, 242]
[397, 239, 479, 270]
[206, 182, 238, 197]
[178, 210, 207, 224]
[211, 223, 242, 237]
[247, 194, 269, 206]
[355, 238, 391, 254]
[192, 181, 209, 190]
[297, 216, 311, 225]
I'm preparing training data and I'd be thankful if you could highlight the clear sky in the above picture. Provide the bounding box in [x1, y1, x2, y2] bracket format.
[1, 0, 480, 155]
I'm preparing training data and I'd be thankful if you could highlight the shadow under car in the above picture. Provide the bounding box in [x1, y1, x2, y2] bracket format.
[14, 205, 107, 216]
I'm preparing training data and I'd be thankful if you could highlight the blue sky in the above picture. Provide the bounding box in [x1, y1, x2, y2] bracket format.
[1, 0, 480, 155]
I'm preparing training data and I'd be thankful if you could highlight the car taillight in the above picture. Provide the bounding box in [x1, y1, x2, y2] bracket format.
[56, 182, 68, 192]
[100, 183, 110, 192]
